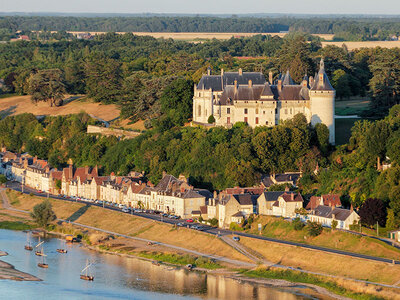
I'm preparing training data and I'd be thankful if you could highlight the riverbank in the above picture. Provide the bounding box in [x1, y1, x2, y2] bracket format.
[2, 191, 400, 299]
[0, 251, 40, 281]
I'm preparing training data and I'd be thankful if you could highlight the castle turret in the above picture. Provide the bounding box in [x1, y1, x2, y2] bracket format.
[309, 58, 335, 144]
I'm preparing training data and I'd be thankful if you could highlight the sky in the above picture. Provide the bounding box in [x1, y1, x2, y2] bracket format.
[1, 0, 400, 15]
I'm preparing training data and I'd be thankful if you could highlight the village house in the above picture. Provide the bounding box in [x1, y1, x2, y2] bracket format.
[261, 172, 301, 188]
[24, 157, 51, 191]
[306, 194, 342, 210]
[308, 205, 360, 230]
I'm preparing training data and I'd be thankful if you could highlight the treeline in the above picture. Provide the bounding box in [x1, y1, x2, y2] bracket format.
[2, 16, 400, 41]
[2, 33, 397, 123]
[0, 113, 330, 191]
[299, 105, 400, 229]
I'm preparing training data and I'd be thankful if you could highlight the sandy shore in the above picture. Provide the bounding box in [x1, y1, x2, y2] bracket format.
[0, 251, 41, 281]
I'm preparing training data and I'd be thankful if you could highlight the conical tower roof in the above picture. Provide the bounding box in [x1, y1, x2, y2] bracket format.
[282, 69, 295, 85]
[310, 58, 334, 91]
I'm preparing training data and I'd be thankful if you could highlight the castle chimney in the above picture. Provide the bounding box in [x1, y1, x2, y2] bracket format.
[213, 190, 217, 199]
[309, 76, 314, 87]
[269, 71, 273, 84]
[239, 68, 243, 76]
[162, 171, 167, 178]
[319, 73, 324, 86]
[180, 186, 185, 193]
[291, 193, 294, 201]
[207, 67, 211, 76]
[69, 164, 73, 179]
[234, 80, 238, 94]
[302, 79, 308, 87]
[248, 80, 252, 88]
[277, 80, 282, 92]
[221, 68, 224, 76]
[285, 186, 290, 192]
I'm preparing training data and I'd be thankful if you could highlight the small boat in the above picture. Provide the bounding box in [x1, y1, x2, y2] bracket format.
[80, 259, 94, 281]
[37, 251, 48, 268]
[35, 238, 44, 256]
[185, 264, 193, 270]
[56, 249, 67, 253]
[25, 233, 33, 251]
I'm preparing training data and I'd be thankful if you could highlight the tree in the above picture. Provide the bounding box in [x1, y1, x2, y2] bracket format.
[0, 175, 7, 185]
[208, 115, 215, 124]
[359, 198, 387, 227]
[30, 199, 56, 228]
[307, 221, 323, 236]
[293, 217, 305, 230]
[331, 219, 338, 230]
[28, 69, 66, 107]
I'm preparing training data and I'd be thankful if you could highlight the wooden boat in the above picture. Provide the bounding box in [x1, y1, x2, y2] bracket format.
[35, 238, 44, 256]
[80, 259, 94, 281]
[56, 249, 67, 253]
[37, 251, 48, 268]
[25, 232, 33, 251]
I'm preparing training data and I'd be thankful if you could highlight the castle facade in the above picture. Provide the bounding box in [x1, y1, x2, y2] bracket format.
[192, 59, 335, 144]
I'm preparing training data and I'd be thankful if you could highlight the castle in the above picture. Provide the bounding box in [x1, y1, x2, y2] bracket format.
[192, 59, 335, 144]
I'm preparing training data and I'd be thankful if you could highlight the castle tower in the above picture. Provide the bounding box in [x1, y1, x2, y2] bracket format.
[309, 59, 336, 144]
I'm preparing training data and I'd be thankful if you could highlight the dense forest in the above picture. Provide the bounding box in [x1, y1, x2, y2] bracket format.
[1, 32, 398, 123]
[2, 15, 400, 41]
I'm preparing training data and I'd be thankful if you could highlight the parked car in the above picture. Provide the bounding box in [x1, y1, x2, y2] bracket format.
[122, 208, 129, 213]
[233, 236, 240, 242]
[186, 219, 194, 223]
[177, 223, 184, 227]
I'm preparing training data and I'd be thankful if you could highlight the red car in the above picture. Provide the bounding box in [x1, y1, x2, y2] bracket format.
[186, 218, 194, 223]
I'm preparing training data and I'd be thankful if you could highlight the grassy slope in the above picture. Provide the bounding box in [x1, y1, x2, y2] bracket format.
[246, 216, 400, 261]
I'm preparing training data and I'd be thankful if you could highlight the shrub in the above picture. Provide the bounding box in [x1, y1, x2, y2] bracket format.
[331, 219, 338, 230]
[207, 115, 215, 124]
[229, 222, 243, 231]
[198, 216, 203, 223]
[307, 221, 323, 237]
[209, 218, 218, 227]
[292, 217, 305, 231]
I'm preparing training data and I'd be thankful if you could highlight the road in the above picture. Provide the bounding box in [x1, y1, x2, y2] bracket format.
[6, 181, 400, 266]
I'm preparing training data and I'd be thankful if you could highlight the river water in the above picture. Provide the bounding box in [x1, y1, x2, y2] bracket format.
[0, 229, 312, 300]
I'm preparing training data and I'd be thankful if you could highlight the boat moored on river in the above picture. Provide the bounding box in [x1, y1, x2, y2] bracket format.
[80, 259, 94, 281]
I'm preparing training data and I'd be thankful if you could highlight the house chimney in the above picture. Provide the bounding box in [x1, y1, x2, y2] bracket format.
[285, 186, 290, 192]
[350, 204, 354, 212]
[234, 80, 238, 94]
[221, 68, 224, 76]
[69, 164, 73, 179]
[269, 71, 273, 84]
[162, 171, 167, 178]
[239, 68, 243, 76]
[213, 190, 217, 199]
[33, 156, 37, 163]
[248, 80, 252, 88]
[291, 193, 294, 200]
[277, 80, 282, 92]
[180, 186, 185, 193]
[207, 67, 211, 76]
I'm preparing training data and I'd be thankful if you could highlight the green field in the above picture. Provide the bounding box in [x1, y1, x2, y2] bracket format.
[335, 98, 370, 116]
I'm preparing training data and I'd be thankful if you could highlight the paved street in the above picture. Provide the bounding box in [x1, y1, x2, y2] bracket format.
[5, 181, 400, 266]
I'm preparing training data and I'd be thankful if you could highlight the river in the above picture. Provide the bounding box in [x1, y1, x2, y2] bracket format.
[0, 229, 312, 299]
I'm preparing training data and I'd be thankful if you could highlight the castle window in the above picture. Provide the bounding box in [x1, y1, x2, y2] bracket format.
[244, 117, 248, 123]
[244, 108, 248, 114]
[255, 117, 259, 124]
[275, 108, 278, 114]
[227, 108, 230, 114]
[285, 109, 288, 114]
[198, 105, 201, 117]
[290, 108, 292, 114]
[266, 121, 269, 125]
[263, 111, 266, 114]
[256, 108, 259, 114]
[227, 117, 230, 124]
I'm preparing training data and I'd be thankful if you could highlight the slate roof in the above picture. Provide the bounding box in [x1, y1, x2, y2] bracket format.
[232, 194, 258, 206]
[310, 59, 335, 91]
[313, 205, 353, 221]
[232, 211, 246, 217]
[197, 71, 266, 91]
[259, 191, 287, 202]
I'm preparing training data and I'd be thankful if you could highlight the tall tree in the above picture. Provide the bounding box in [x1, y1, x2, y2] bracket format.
[359, 198, 387, 227]
[28, 69, 66, 107]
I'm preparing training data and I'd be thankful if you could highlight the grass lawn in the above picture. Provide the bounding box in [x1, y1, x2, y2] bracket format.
[335, 98, 370, 116]
[335, 117, 360, 145]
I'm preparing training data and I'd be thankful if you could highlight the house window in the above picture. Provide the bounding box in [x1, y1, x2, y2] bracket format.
[255, 117, 259, 124]
[198, 105, 201, 117]
[244, 108, 248, 114]
[263, 111, 266, 114]
[227, 108, 230, 114]
[266, 121, 269, 125]
[244, 117, 248, 123]
[227, 117, 230, 124]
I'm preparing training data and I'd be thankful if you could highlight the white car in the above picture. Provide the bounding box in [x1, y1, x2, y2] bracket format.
[122, 208, 129, 213]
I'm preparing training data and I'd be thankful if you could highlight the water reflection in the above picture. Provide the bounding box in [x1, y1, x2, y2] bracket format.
[0, 229, 309, 300]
